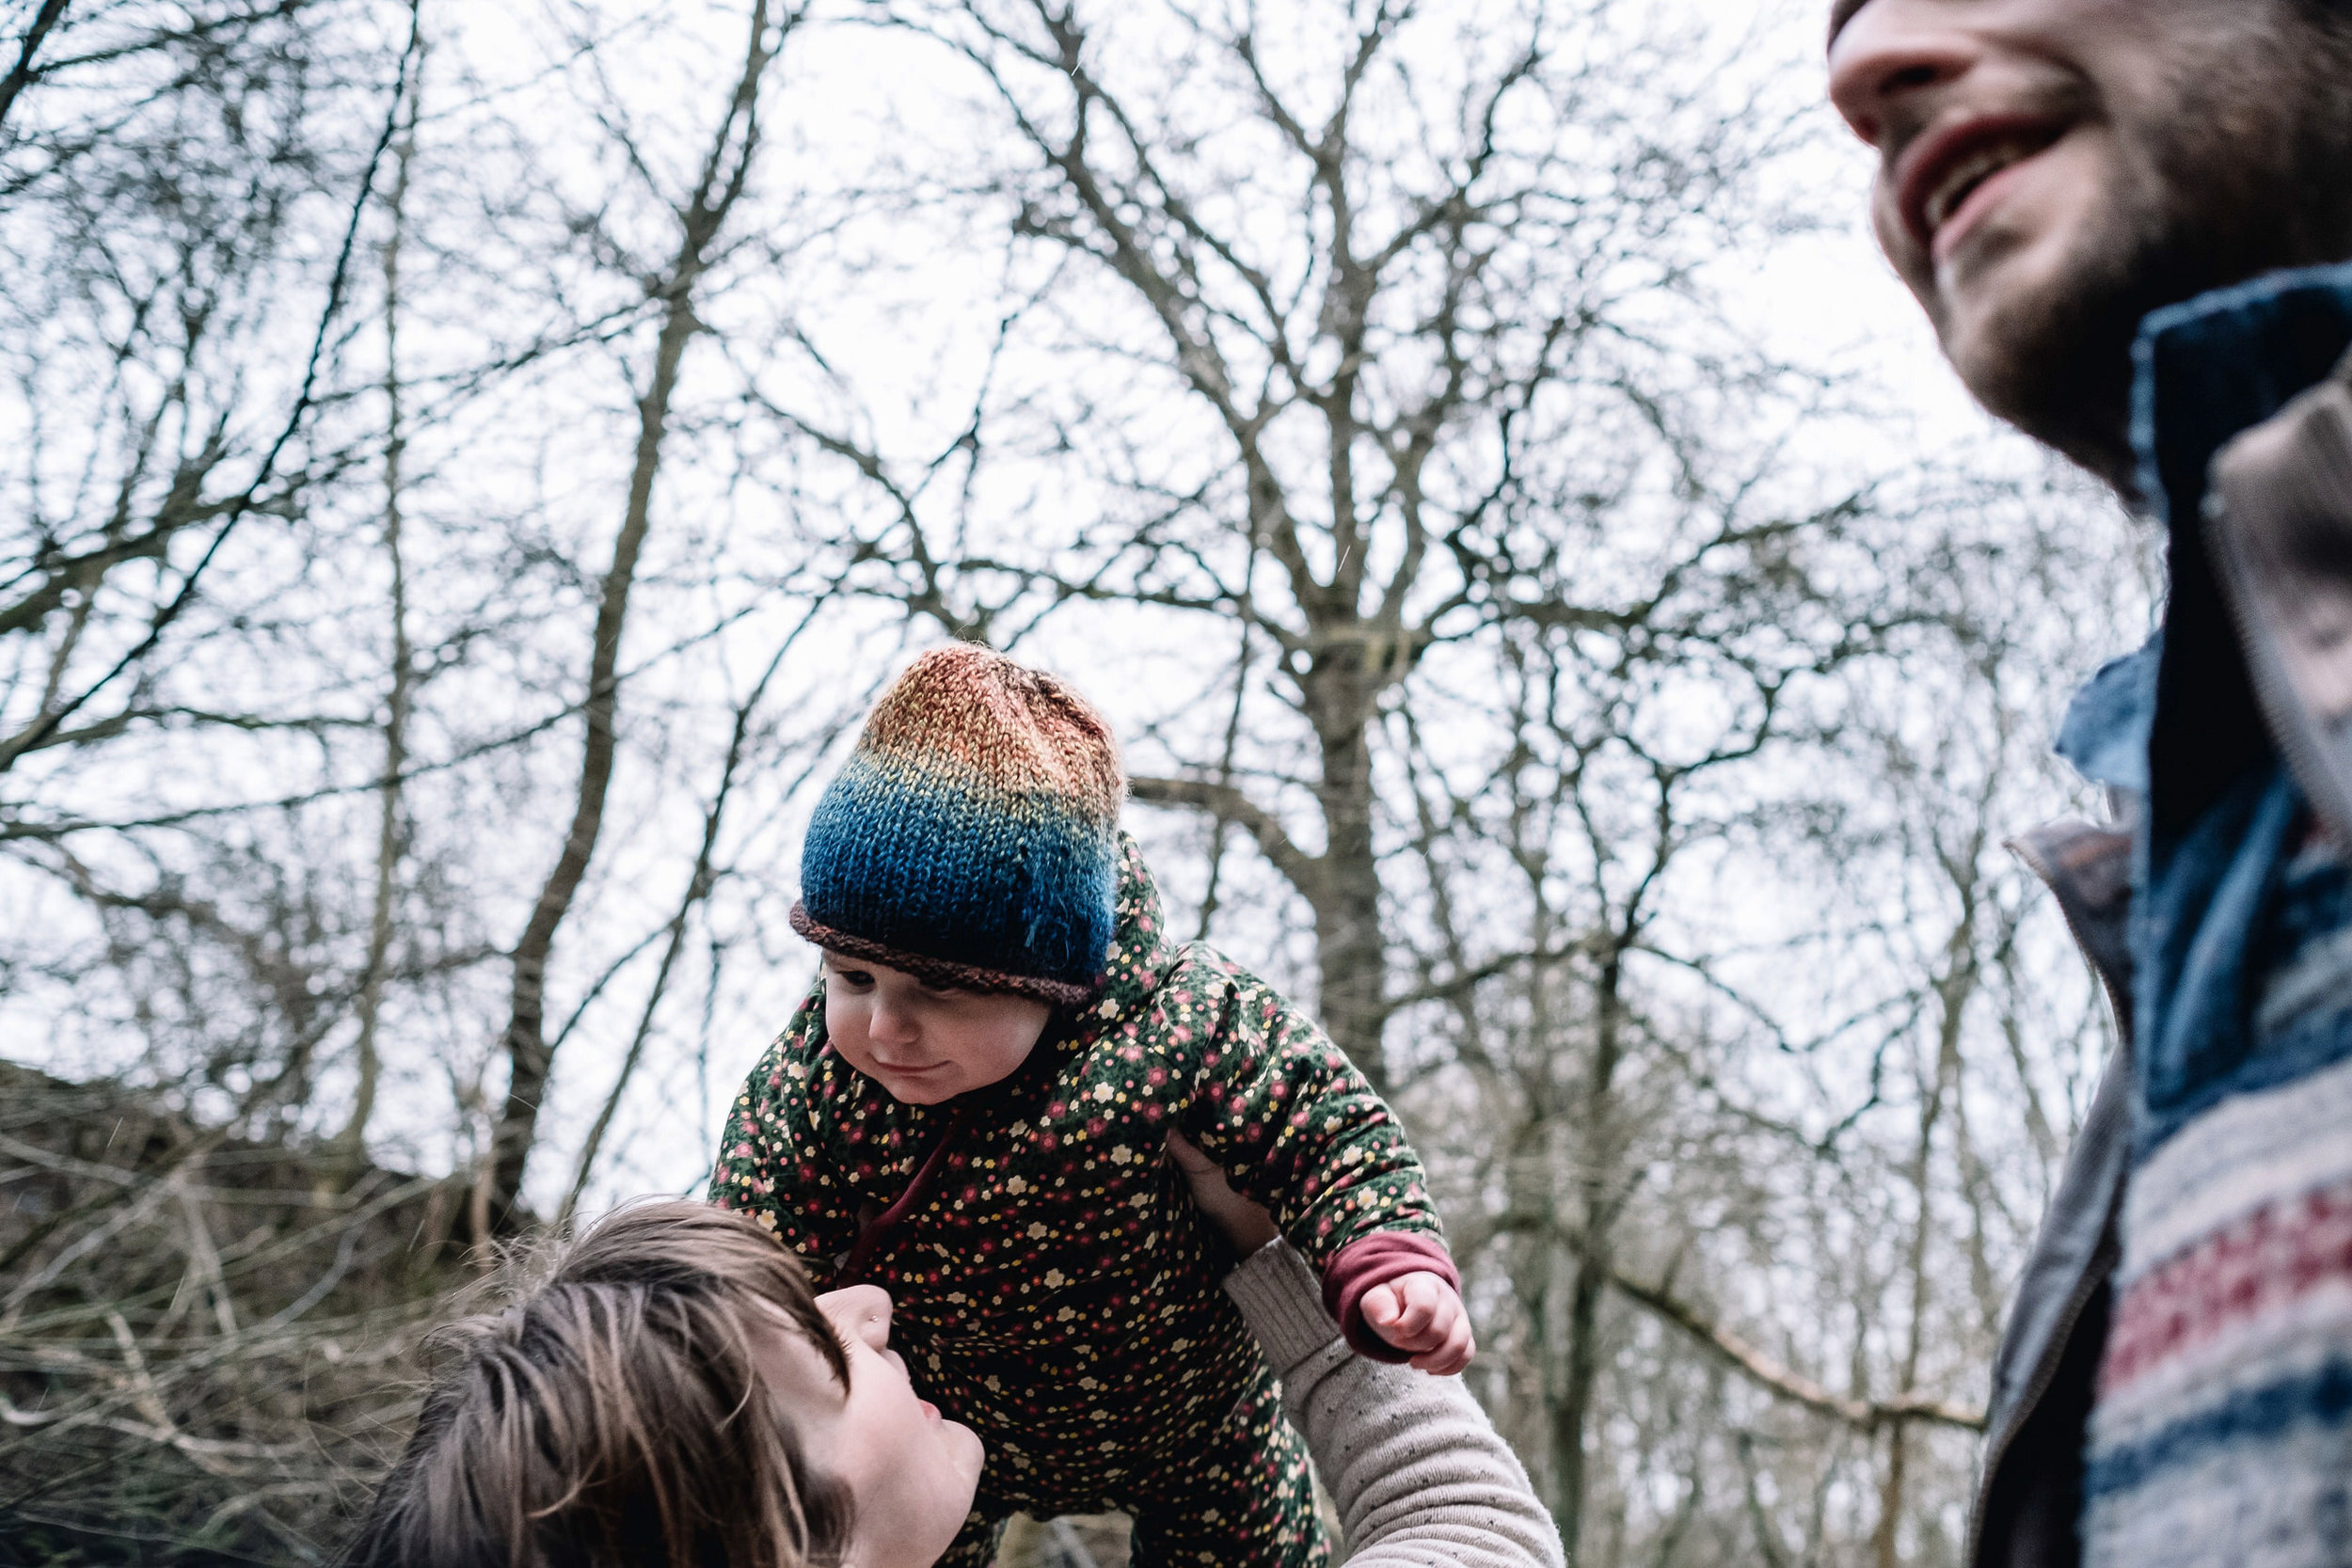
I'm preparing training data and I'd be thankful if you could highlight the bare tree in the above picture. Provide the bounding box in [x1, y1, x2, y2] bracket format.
[730, 5, 2138, 1560]
[1389, 468, 2132, 1561]
[335, 29, 426, 1170]
[0, 5, 2151, 1564]
[766, 0, 1842, 1098]
[0, 0, 421, 781]
[486, 0, 799, 1228]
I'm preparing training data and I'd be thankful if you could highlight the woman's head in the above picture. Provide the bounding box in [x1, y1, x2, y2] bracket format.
[344, 1201, 981, 1568]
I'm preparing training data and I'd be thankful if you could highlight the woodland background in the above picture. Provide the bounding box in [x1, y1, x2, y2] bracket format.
[0, 1, 2151, 1563]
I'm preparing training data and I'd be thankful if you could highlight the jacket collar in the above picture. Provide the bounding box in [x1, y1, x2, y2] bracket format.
[2133, 261, 2352, 537]
[2058, 264, 2352, 828]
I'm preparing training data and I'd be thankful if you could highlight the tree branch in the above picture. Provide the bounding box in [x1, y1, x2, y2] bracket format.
[1608, 1268, 1984, 1433]
[0, 0, 72, 137]
[1127, 774, 1321, 900]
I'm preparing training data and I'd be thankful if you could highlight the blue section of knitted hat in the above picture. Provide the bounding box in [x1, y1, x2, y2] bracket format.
[798, 753, 1118, 987]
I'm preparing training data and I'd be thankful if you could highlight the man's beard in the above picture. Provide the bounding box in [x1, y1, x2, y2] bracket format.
[1957, 9, 2352, 497]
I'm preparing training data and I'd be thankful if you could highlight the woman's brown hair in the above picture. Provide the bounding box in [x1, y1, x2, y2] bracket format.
[343, 1201, 857, 1568]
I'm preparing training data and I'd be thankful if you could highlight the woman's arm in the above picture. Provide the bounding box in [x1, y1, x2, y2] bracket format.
[1168, 1131, 1562, 1568]
[1164, 979, 1464, 1366]
[1223, 1241, 1565, 1568]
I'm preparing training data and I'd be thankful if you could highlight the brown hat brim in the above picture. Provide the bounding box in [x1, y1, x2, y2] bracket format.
[788, 902, 1100, 1009]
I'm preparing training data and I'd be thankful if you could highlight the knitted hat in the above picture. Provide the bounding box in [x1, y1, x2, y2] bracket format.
[789, 643, 1125, 1007]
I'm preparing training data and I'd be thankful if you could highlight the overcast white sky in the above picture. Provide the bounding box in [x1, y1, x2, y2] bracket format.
[417, 0, 2139, 1212]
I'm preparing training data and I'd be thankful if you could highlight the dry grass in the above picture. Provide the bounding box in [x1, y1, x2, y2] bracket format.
[0, 1062, 471, 1565]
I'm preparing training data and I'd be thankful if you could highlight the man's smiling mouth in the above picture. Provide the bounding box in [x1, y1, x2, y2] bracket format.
[1900, 117, 2068, 252]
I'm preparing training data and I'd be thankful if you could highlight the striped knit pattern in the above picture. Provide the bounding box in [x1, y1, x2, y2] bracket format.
[2082, 836, 2352, 1568]
[792, 643, 1125, 1006]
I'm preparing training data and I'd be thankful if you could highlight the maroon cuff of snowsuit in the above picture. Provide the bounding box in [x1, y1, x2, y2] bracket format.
[1322, 1231, 1461, 1363]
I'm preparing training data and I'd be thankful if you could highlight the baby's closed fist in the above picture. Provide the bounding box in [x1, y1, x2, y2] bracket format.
[1360, 1270, 1474, 1375]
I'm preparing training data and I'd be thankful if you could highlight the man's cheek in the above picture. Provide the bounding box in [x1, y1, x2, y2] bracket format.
[1871, 189, 1934, 305]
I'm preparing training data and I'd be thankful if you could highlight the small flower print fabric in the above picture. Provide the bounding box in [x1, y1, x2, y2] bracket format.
[711, 835, 1443, 1564]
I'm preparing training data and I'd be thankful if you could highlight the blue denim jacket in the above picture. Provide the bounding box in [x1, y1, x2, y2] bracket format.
[1971, 261, 2352, 1568]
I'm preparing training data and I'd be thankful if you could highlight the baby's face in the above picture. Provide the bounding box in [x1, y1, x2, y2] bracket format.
[819, 952, 1052, 1104]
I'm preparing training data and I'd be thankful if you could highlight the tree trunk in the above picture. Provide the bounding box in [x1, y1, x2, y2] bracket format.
[1302, 649, 1391, 1092]
[1552, 1242, 1608, 1560]
[1876, 898, 1974, 1567]
[1551, 945, 1630, 1562]
[0, 0, 72, 137]
[486, 3, 777, 1225]
[337, 52, 421, 1168]
[488, 266, 698, 1227]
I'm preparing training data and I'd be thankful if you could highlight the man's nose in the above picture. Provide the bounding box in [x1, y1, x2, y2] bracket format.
[1828, 3, 1979, 148]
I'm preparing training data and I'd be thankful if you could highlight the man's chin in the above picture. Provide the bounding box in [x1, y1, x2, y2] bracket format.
[1935, 249, 2145, 492]
[1965, 341, 2137, 491]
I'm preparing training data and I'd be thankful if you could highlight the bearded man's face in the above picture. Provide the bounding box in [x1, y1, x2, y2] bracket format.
[1828, 0, 2352, 491]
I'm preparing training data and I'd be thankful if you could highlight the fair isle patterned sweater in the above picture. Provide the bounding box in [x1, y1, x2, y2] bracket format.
[2083, 818, 2352, 1567]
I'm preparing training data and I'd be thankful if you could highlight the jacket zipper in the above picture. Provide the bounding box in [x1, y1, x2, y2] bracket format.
[1967, 836, 2133, 1568]
[1963, 1225, 2116, 1568]
[836, 1104, 970, 1287]
[2204, 485, 2352, 848]
[2004, 832, 2133, 1037]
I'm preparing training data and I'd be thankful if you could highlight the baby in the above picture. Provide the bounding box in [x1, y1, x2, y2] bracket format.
[712, 644, 1470, 1567]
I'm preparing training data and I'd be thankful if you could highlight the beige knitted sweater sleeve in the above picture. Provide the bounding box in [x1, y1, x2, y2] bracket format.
[1223, 1242, 1566, 1568]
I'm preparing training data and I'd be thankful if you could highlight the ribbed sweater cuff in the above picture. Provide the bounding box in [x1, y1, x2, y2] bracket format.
[1222, 1239, 1342, 1374]
[1324, 1231, 1461, 1362]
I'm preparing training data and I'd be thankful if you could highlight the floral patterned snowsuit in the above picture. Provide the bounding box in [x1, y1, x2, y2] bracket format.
[710, 837, 1449, 1567]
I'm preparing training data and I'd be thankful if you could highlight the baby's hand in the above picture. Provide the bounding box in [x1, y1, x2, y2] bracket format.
[1360, 1271, 1474, 1375]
